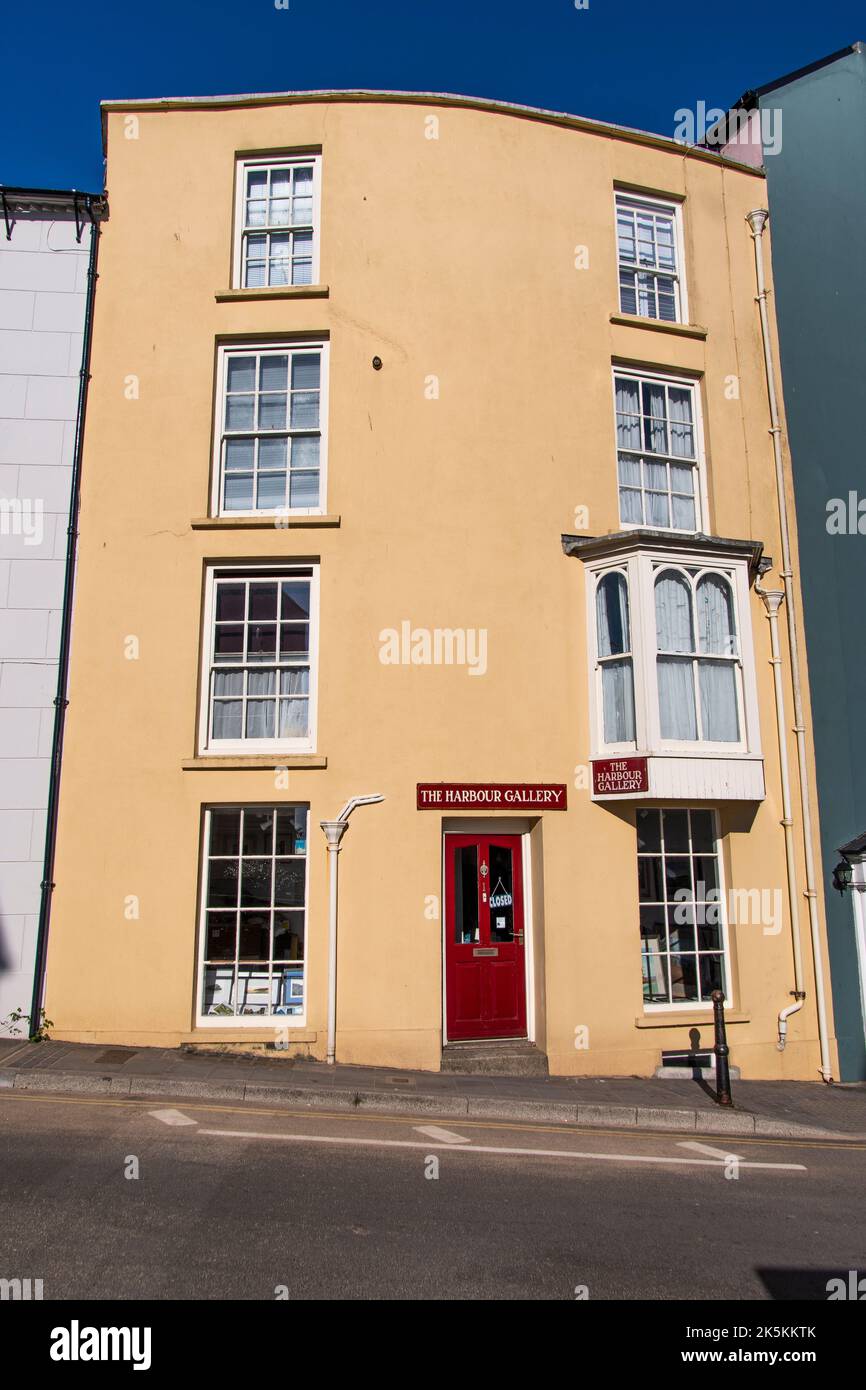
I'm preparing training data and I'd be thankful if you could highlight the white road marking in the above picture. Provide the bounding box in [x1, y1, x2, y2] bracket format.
[198, 1128, 805, 1170]
[413, 1125, 471, 1144]
[679, 1141, 744, 1161]
[149, 1108, 197, 1127]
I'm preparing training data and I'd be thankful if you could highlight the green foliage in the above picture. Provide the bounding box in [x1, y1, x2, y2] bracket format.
[2, 1006, 54, 1042]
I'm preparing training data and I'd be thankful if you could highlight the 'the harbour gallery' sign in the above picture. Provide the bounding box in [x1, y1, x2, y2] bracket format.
[416, 783, 568, 810]
[591, 757, 649, 796]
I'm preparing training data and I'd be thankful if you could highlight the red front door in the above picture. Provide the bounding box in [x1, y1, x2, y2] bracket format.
[445, 834, 527, 1041]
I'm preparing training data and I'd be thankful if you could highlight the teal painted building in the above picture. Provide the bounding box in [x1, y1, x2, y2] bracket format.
[718, 43, 866, 1079]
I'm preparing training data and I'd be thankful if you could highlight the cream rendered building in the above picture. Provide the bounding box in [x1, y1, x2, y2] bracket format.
[43, 90, 838, 1080]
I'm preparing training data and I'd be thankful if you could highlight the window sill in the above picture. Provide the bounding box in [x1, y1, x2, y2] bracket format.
[183, 755, 327, 770]
[191, 514, 340, 530]
[215, 285, 329, 303]
[610, 313, 708, 341]
[185, 1027, 317, 1040]
[635, 1011, 750, 1028]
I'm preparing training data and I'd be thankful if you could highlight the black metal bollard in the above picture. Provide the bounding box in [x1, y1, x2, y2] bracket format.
[711, 990, 733, 1106]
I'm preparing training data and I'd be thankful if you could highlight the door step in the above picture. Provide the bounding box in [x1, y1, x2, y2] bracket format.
[441, 1040, 549, 1078]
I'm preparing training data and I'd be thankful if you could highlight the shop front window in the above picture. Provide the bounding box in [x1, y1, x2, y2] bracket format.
[637, 807, 727, 1007]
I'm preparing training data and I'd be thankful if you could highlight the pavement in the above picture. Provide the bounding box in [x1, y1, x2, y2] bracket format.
[1, 1036, 864, 1139]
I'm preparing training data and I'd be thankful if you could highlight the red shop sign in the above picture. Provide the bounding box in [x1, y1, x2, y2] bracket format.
[417, 783, 568, 811]
[592, 757, 649, 796]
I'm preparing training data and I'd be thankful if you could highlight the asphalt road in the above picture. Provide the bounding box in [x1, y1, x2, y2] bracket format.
[0, 1092, 864, 1301]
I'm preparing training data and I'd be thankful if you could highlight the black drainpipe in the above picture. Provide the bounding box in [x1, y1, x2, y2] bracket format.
[29, 198, 102, 1036]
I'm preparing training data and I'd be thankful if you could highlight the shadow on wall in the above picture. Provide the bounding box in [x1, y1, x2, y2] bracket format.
[0, 915, 19, 1037]
[0, 914, 11, 975]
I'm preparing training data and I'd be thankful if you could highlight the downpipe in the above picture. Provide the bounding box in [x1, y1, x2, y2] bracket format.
[754, 579, 806, 1049]
[320, 795, 384, 1065]
[747, 208, 833, 1080]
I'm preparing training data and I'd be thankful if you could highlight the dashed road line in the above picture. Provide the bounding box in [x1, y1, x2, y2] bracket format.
[413, 1125, 471, 1144]
[198, 1127, 806, 1170]
[678, 1141, 743, 1161]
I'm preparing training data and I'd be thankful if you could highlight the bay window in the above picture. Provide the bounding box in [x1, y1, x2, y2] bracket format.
[655, 569, 740, 744]
[580, 536, 761, 781]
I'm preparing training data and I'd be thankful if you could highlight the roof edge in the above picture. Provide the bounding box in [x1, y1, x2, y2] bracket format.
[98, 88, 765, 175]
[0, 187, 107, 217]
[718, 40, 864, 121]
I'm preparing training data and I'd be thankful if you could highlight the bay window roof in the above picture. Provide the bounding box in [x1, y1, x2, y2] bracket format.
[561, 528, 766, 577]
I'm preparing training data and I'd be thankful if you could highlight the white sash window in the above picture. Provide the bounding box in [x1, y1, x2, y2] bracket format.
[615, 192, 685, 323]
[233, 156, 322, 290]
[614, 370, 702, 533]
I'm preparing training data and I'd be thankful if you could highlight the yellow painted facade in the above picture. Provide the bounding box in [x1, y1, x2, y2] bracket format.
[45, 92, 837, 1079]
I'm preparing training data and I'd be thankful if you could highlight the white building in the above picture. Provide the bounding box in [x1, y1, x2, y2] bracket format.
[0, 187, 105, 1034]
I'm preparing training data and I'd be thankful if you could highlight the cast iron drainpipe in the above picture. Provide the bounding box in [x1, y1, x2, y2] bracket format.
[28, 202, 101, 1037]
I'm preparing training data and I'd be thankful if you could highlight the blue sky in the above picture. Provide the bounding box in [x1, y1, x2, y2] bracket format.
[1, 0, 862, 190]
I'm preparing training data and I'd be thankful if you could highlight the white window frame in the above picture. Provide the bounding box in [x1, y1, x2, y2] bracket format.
[586, 548, 760, 760]
[611, 366, 708, 535]
[232, 154, 322, 290]
[211, 340, 329, 518]
[592, 566, 638, 755]
[637, 806, 734, 1013]
[195, 803, 311, 1028]
[615, 190, 688, 325]
[197, 561, 320, 757]
[648, 561, 747, 755]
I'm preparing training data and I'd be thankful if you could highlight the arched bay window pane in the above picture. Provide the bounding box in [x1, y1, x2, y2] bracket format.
[596, 572, 630, 655]
[655, 571, 694, 652]
[596, 573, 635, 744]
[655, 571, 697, 740]
[697, 574, 737, 655]
[697, 575, 739, 741]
